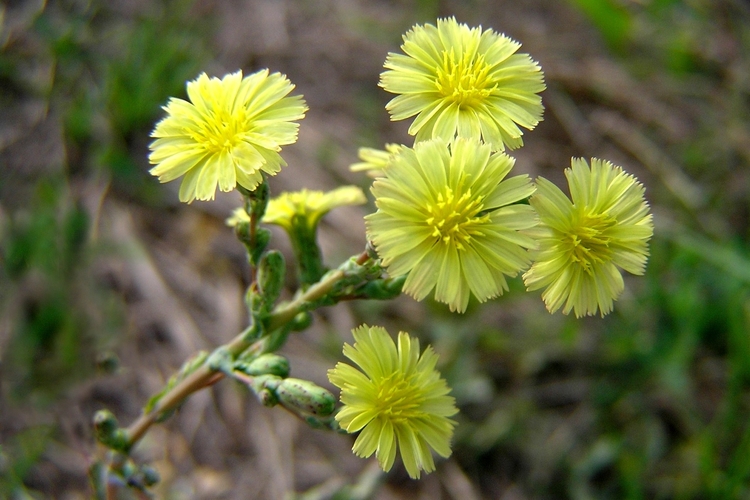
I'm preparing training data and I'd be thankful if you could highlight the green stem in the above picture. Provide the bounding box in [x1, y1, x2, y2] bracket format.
[122, 251, 369, 450]
[264, 268, 345, 331]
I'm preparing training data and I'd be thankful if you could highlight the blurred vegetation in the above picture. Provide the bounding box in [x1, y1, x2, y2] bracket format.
[1, 0, 210, 497]
[1, 0, 750, 498]
[3, 179, 94, 399]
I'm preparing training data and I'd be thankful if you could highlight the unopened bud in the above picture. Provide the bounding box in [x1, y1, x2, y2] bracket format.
[93, 410, 128, 452]
[249, 180, 270, 221]
[239, 353, 290, 378]
[277, 378, 335, 417]
[93, 409, 118, 436]
[258, 250, 285, 309]
[250, 228, 272, 267]
[234, 219, 252, 245]
[258, 388, 279, 407]
[289, 311, 313, 332]
[248, 374, 282, 407]
[362, 274, 405, 300]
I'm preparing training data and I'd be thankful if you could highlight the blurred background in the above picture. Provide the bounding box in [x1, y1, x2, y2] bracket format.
[1, 0, 750, 498]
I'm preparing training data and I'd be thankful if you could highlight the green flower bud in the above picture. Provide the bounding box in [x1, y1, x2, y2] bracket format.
[237, 353, 290, 378]
[290, 216, 326, 285]
[250, 374, 282, 407]
[93, 410, 129, 452]
[93, 409, 118, 437]
[250, 228, 272, 267]
[233, 218, 252, 246]
[258, 388, 279, 407]
[257, 250, 285, 309]
[248, 180, 270, 222]
[289, 311, 313, 332]
[362, 275, 406, 300]
[277, 378, 336, 417]
[245, 286, 262, 314]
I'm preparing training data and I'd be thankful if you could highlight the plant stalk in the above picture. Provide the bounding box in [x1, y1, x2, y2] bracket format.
[123, 251, 369, 450]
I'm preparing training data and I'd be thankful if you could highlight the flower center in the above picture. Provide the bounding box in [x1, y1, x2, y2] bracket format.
[565, 210, 616, 273]
[425, 186, 488, 250]
[190, 107, 249, 154]
[374, 372, 424, 422]
[435, 49, 495, 106]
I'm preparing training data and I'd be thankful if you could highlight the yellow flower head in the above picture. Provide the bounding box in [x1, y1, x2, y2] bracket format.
[149, 70, 307, 203]
[380, 17, 545, 151]
[366, 137, 538, 313]
[350, 143, 403, 177]
[523, 158, 654, 317]
[260, 186, 367, 231]
[328, 325, 458, 479]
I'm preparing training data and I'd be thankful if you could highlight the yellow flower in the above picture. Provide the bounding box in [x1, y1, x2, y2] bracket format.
[366, 137, 538, 313]
[328, 325, 458, 479]
[380, 17, 545, 151]
[523, 158, 654, 317]
[261, 186, 367, 232]
[233, 186, 367, 284]
[149, 70, 307, 203]
[349, 143, 403, 177]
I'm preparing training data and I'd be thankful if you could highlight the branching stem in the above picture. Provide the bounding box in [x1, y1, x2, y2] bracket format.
[123, 250, 370, 450]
